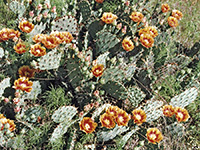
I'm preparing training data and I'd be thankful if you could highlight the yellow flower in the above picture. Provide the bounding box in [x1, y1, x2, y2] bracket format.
[19, 21, 34, 33]
[132, 109, 146, 125]
[42, 35, 58, 49]
[162, 105, 174, 117]
[32, 34, 46, 43]
[30, 44, 46, 57]
[13, 77, 33, 93]
[172, 10, 183, 20]
[79, 117, 97, 134]
[122, 38, 134, 51]
[129, 12, 144, 23]
[101, 12, 118, 24]
[18, 65, 35, 78]
[161, 4, 170, 13]
[174, 107, 189, 122]
[100, 113, 116, 129]
[168, 16, 178, 27]
[106, 106, 120, 119]
[14, 41, 27, 54]
[115, 109, 130, 126]
[140, 34, 154, 48]
[146, 128, 163, 144]
[62, 32, 73, 43]
[91, 64, 104, 77]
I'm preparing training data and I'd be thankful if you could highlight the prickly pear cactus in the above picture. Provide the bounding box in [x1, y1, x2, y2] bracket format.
[0, 78, 10, 98]
[22, 81, 41, 100]
[143, 99, 164, 123]
[52, 106, 78, 123]
[97, 125, 129, 142]
[79, 0, 91, 22]
[169, 87, 198, 108]
[50, 120, 76, 143]
[8, 1, 26, 18]
[52, 16, 79, 35]
[117, 127, 139, 149]
[96, 30, 120, 56]
[34, 49, 62, 70]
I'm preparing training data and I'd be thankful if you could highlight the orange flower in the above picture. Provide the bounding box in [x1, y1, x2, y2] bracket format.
[19, 21, 34, 33]
[174, 107, 189, 122]
[8, 29, 21, 39]
[18, 65, 35, 78]
[32, 34, 46, 43]
[96, 0, 104, 3]
[172, 10, 183, 20]
[129, 12, 144, 22]
[162, 105, 174, 117]
[42, 35, 58, 49]
[7, 119, 16, 132]
[50, 31, 65, 44]
[138, 28, 149, 36]
[13, 77, 33, 93]
[30, 44, 46, 57]
[161, 4, 170, 13]
[0, 28, 10, 41]
[132, 109, 146, 125]
[106, 106, 120, 118]
[147, 26, 158, 38]
[14, 42, 27, 54]
[122, 38, 134, 51]
[146, 128, 163, 144]
[101, 12, 118, 24]
[100, 113, 116, 129]
[115, 109, 130, 126]
[140, 34, 154, 48]
[62, 32, 73, 43]
[79, 117, 97, 134]
[167, 16, 178, 27]
[91, 64, 104, 77]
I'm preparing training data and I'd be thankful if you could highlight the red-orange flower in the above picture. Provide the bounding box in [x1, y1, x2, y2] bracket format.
[174, 107, 189, 122]
[7, 119, 16, 132]
[101, 12, 118, 24]
[168, 16, 178, 27]
[172, 10, 183, 20]
[129, 12, 144, 22]
[19, 21, 34, 33]
[140, 34, 154, 48]
[100, 113, 115, 129]
[8, 29, 21, 39]
[115, 109, 130, 126]
[96, 0, 104, 3]
[30, 44, 46, 57]
[42, 35, 58, 49]
[0, 28, 10, 41]
[161, 4, 170, 13]
[106, 106, 120, 118]
[18, 65, 35, 78]
[147, 26, 158, 38]
[13, 77, 33, 93]
[62, 32, 73, 43]
[132, 109, 146, 125]
[146, 128, 163, 144]
[91, 64, 104, 77]
[14, 42, 27, 54]
[122, 38, 134, 51]
[32, 34, 46, 43]
[162, 105, 174, 117]
[50, 31, 65, 44]
[79, 117, 97, 134]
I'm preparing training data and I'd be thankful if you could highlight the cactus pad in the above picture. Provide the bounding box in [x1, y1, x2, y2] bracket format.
[52, 106, 78, 123]
[169, 87, 198, 108]
[79, 1, 91, 22]
[0, 78, 10, 98]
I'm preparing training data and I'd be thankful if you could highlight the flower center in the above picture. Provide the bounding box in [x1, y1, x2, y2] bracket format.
[104, 119, 110, 125]
[24, 26, 30, 31]
[150, 133, 156, 140]
[85, 123, 90, 130]
[135, 114, 141, 120]
[20, 83, 27, 88]
[118, 116, 124, 122]
[177, 112, 183, 119]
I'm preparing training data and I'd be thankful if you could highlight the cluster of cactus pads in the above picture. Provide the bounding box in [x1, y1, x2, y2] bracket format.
[0, 0, 199, 149]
